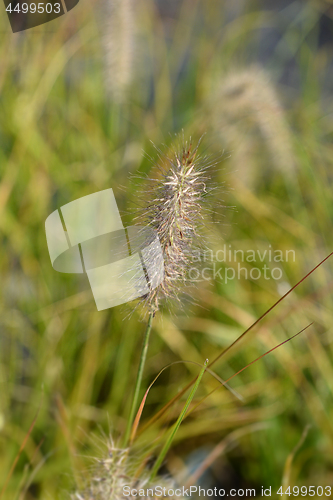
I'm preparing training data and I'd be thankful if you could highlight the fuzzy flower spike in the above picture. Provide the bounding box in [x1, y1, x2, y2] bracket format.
[139, 137, 215, 309]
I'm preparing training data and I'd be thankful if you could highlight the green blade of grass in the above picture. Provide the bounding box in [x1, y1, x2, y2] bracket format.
[149, 359, 208, 481]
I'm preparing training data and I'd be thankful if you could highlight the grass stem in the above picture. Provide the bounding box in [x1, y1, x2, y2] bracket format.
[123, 310, 155, 447]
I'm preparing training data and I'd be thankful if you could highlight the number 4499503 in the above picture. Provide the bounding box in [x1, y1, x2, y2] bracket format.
[6, 3, 61, 14]
[277, 486, 331, 496]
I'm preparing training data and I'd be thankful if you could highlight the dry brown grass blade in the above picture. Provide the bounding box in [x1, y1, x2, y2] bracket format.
[207, 254, 333, 369]
[130, 388, 150, 445]
[0, 396, 43, 499]
[186, 323, 313, 418]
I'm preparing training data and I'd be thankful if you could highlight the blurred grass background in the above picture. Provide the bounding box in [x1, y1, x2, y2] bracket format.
[1, 0, 333, 497]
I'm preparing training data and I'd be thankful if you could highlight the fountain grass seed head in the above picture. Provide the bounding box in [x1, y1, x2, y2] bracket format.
[210, 65, 295, 188]
[136, 136, 218, 310]
[71, 440, 182, 500]
[103, 0, 135, 103]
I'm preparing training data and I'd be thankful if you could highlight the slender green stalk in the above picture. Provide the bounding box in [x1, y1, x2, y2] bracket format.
[123, 310, 155, 447]
[149, 359, 208, 481]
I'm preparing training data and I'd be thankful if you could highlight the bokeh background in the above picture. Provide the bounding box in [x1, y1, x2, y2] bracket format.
[1, 0, 333, 498]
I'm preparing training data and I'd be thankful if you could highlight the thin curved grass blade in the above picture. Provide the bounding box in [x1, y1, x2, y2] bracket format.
[149, 359, 208, 481]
